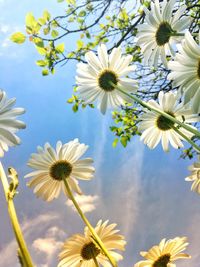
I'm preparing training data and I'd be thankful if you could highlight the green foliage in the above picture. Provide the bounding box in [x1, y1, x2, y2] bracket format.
[26, 13, 41, 35]
[66, 0, 76, 5]
[110, 107, 140, 148]
[10, 32, 26, 44]
[42, 69, 49, 76]
[55, 43, 65, 53]
[67, 93, 94, 112]
[11, 0, 200, 156]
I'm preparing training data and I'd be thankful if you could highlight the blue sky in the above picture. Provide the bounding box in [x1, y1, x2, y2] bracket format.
[0, 0, 200, 266]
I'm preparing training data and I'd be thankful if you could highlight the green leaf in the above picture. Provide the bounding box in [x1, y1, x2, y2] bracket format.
[35, 46, 46, 55]
[67, 97, 74, 104]
[10, 32, 26, 44]
[51, 30, 59, 38]
[66, 0, 76, 5]
[76, 39, 84, 50]
[112, 138, 119, 148]
[120, 136, 127, 147]
[55, 43, 65, 53]
[25, 12, 40, 34]
[43, 10, 51, 21]
[36, 60, 47, 67]
[57, 0, 64, 2]
[38, 18, 46, 25]
[43, 26, 50, 35]
[51, 20, 59, 28]
[72, 104, 78, 112]
[34, 38, 44, 47]
[42, 69, 49, 76]
[78, 10, 86, 17]
[51, 68, 55, 74]
[85, 31, 91, 39]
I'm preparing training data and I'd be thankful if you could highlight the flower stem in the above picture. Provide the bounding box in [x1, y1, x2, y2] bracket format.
[171, 126, 200, 153]
[170, 32, 199, 37]
[62, 177, 117, 267]
[115, 85, 200, 139]
[92, 253, 100, 267]
[0, 162, 34, 267]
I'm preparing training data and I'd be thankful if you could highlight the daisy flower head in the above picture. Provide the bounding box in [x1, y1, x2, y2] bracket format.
[76, 44, 138, 114]
[58, 220, 126, 267]
[185, 155, 200, 194]
[168, 31, 200, 113]
[136, 0, 191, 67]
[138, 91, 198, 152]
[25, 139, 95, 202]
[134, 236, 191, 267]
[0, 90, 25, 157]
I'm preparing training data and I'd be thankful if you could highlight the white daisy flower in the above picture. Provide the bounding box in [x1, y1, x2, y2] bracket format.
[136, 0, 191, 67]
[76, 44, 138, 114]
[0, 90, 25, 157]
[138, 91, 198, 152]
[185, 155, 200, 194]
[25, 139, 95, 202]
[134, 236, 191, 267]
[58, 220, 126, 267]
[168, 31, 200, 113]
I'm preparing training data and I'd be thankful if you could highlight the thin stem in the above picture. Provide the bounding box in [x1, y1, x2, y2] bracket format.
[170, 32, 184, 37]
[172, 126, 200, 153]
[0, 162, 34, 267]
[92, 253, 100, 267]
[62, 177, 117, 267]
[114, 85, 200, 139]
[170, 32, 199, 37]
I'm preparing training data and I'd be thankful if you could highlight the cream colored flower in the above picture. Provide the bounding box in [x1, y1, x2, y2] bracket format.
[185, 156, 200, 194]
[168, 31, 200, 113]
[137, 0, 191, 67]
[134, 236, 191, 267]
[58, 220, 126, 267]
[0, 90, 25, 157]
[76, 44, 138, 114]
[25, 139, 94, 202]
[138, 91, 198, 152]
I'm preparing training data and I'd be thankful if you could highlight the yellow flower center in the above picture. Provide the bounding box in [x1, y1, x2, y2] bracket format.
[153, 253, 171, 267]
[49, 160, 72, 181]
[156, 112, 175, 131]
[155, 22, 173, 46]
[81, 242, 100, 260]
[98, 70, 118, 91]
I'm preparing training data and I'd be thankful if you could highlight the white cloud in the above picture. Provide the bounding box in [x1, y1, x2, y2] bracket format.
[111, 141, 144, 241]
[0, 23, 25, 57]
[0, 213, 62, 267]
[66, 194, 99, 213]
[0, 24, 9, 33]
[32, 226, 65, 267]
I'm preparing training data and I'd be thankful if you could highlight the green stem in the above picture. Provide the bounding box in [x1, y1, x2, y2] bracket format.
[115, 85, 200, 139]
[171, 126, 200, 153]
[0, 162, 34, 267]
[62, 178, 117, 267]
[92, 253, 100, 267]
[170, 32, 185, 37]
[170, 32, 199, 37]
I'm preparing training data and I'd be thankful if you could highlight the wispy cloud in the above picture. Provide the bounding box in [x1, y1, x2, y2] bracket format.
[0, 213, 62, 267]
[32, 226, 65, 267]
[0, 22, 24, 57]
[118, 141, 144, 240]
[66, 194, 99, 213]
